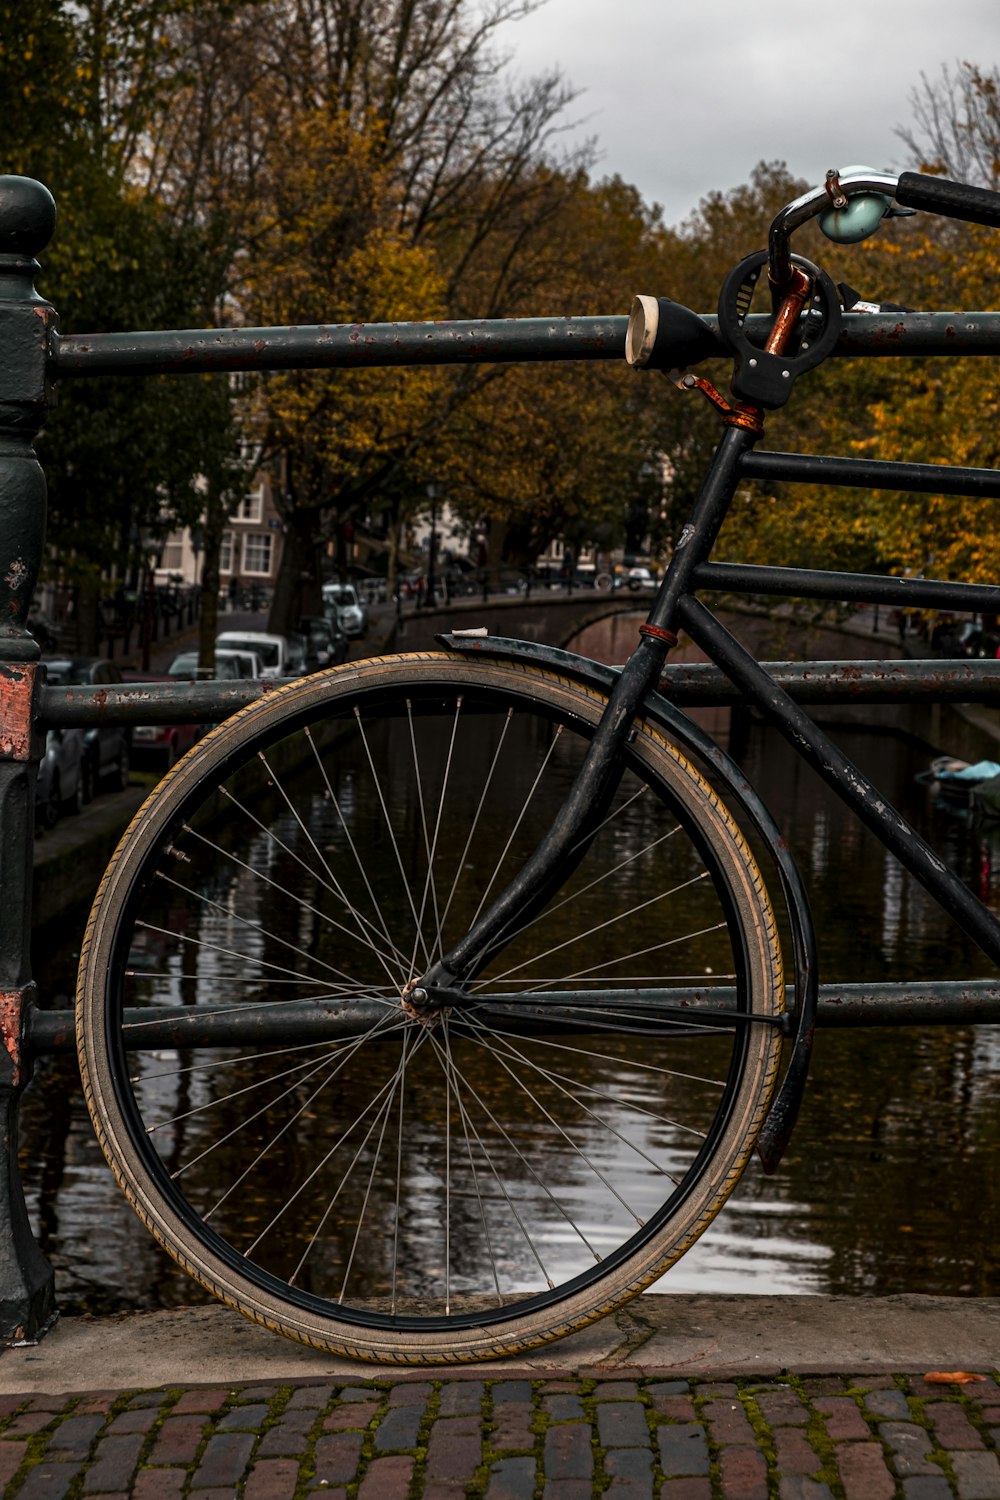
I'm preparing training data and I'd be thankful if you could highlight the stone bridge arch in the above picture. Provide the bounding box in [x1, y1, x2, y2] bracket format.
[392, 588, 652, 652]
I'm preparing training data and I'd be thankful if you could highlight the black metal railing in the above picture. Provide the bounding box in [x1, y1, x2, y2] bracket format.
[3, 171, 1000, 1338]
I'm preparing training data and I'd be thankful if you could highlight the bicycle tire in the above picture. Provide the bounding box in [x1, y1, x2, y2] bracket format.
[77, 653, 783, 1364]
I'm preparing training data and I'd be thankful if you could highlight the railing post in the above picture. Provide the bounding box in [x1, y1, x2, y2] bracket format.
[0, 176, 58, 1340]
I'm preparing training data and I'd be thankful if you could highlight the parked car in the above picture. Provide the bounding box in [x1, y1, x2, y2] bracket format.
[41, 656, 131, 796]
[167, 648, 262, 680]
[297, 615, 348, 670]
[627, 566, 657, 591]
[216, 630, 289, 678]
[322, 582, 368, 639]
[121, 670, 201, 771]
[35, 726, 86, 831]
[285, 632, 309, 677]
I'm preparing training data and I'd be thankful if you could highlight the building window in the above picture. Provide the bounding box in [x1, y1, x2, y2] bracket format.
[232, 490, 263, 523]
[243, 533, 273, 576]
[160, 541, 184, 571]
[220, 531, 234, 573]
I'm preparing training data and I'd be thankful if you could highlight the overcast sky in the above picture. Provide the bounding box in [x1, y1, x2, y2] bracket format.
[495, 0, 998, 227]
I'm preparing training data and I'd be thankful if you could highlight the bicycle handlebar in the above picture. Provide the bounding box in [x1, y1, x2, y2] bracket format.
[895, 170, 1000, 229]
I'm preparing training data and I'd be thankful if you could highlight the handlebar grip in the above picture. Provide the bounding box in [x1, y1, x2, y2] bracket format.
[895, 171, 1000, 229]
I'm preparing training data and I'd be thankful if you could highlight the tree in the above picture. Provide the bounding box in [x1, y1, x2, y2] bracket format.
[232, 106, 451, 624]
[834, 63, 1000, 586]
[1, 0, 240, 650]
[129, 0, 591, 632]
[897, 63, 1000, 190]
[440, 172, 681, 565]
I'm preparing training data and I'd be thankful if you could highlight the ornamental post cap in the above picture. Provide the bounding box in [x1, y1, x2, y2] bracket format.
[0, 177, 56, 258]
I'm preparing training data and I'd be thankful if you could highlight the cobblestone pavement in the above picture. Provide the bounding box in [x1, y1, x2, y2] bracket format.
[1, 1371, 997, 1498]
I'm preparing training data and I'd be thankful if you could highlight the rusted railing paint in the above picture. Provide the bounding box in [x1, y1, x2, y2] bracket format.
[33, 658, 1000, 728]
[48, 310, 1000, 380]
[24, 979, 1000, 1056]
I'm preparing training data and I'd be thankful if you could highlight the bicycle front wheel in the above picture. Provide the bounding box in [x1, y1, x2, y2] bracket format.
[77, 653, 783, 1363]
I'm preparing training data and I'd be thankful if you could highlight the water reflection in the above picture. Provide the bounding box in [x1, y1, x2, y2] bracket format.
[19, 626, 1000, 1311]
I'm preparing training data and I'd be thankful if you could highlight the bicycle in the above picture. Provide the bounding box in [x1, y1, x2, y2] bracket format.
[71, 167, 1000, 1365]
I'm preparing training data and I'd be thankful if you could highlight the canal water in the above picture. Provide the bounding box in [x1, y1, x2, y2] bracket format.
[18, 616, 1000, 1314]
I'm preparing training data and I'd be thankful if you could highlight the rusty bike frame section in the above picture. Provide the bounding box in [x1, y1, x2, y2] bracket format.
[3, 166, 1000, 1336]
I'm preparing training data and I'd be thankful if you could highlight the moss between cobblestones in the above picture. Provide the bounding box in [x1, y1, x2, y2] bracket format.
[477, 1381, 535, 1499]
[296, 1381, 387, 1500]
[578, 1386, 609, 1496]
[690, 1380, 726, 1496]
[905, 1380, 962, 1495]
[528, 1379, 548, 1442]
[7, 1389, 130, 1500]
[5, 1425, 54, 1496]
[390, 1380, 438, 1498]
[736, 1379, 781, 1494]
[964, 1384, 1000, 1447]
[6, 1371, 994, 1500]
[795, 1382, 848, 1494]
[116, 1388, 174, 1498]
[835, 1373, 964, 1498]
[637, 1379, 666, 1494]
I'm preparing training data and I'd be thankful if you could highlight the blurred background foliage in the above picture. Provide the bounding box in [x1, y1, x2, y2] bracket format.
[3, 3, 998, 634]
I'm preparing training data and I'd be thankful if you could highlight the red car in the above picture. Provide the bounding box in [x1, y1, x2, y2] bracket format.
[121, 671, 200, 771]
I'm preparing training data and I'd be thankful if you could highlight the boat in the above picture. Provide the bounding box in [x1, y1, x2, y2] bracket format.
[916, 756, 1000, 806]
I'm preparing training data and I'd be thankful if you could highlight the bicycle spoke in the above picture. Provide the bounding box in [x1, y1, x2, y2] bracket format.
[123, 989, 396, 1044]
[466, 1019, 706, 1151]
[284, 1027, 433, 1284]
[173, 823, 407, 987]
[147, 1045, 348, 1135]
[467, 972, 736, 986]
[468, 724, 566, 931]
[303, 724, 405, 973]
[497, 818, 682, 949]
[490, 919, 730, 991]
[336, 1064, 402, 1302]
[390, 1029, 410, 1314]
[428, 1030, 603, 1272]
[213, 781, 413, 979]
[246, 1029, 431, 1263]
[438, 707, 514, 938]
[170, 1009, 407, 1176]
[474, 999, 733, 1038]
[437, 1017, 504, 1306]
[201, 1040, 383, 1225]
[353, 706, 431, 975]
[423, 1035, 557, 1290]
[480, 873, 716, 986]
[134, 918, 366, 992]
[132, 1032, 380, 1084]
[458, 1023, 728, 1089]
[248, 1074, 398, 1264]
[463, 1013, 697, 1174]
[405, 698, 457, 978]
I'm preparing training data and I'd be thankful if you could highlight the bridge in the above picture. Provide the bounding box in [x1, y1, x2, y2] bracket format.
[390, 586, 653, 652]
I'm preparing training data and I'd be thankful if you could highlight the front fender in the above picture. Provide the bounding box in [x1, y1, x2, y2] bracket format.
[439, 629, 816, 1171]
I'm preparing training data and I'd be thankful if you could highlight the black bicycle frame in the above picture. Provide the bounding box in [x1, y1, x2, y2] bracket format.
[419, 424, 759, 995]
[425, 410, 1000, 990]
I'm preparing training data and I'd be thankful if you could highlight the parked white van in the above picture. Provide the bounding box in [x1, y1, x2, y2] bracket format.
[216, 631, 291, 679]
